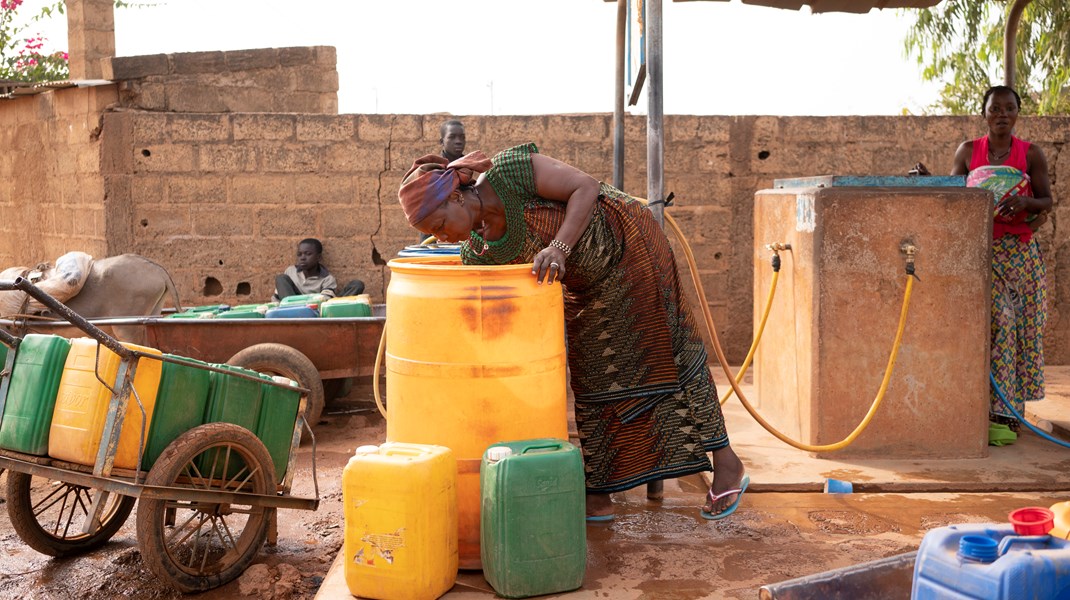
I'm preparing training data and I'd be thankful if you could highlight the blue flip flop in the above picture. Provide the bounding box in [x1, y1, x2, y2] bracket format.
[701, 474, 750, 521]
[585, 513, 615, 523]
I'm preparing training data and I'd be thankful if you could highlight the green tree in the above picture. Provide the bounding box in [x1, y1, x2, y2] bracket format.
[904, 0, 1070, 115]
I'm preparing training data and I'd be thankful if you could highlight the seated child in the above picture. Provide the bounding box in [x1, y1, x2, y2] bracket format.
[273, 238, 364, 301]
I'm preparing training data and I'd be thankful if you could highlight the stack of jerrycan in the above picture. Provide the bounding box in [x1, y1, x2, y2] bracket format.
[480, 439, 586, 598]
[343, 442, 457, 600]
[216, 303, 273, 319]
[912, 514, 1070, 599]
[0, 335, 72, 455]
[266, 293, 325, 319]
[49, 338, 163, 469]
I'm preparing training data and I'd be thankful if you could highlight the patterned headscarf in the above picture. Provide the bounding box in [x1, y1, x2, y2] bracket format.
[398, 151, 493, 226]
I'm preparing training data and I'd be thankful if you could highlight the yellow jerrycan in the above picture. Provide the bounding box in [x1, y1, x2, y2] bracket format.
[49, 338, 163, 469]
[343, 442, 457, 600]
[384, 256, 569, 570]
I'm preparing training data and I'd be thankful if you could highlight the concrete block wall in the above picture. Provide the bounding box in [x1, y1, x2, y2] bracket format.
[104, 47, 339, 114]
[96, 111, 1070, 365]
[0, 85, 118, 267]
[2, 75, 1068, 364]
[101, 111, 389, 304]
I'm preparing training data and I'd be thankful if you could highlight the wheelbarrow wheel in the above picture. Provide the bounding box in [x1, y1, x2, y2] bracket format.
[136, 423, 276, 594]
[227, 343, 325, 430]
[5, 471, 135, 557]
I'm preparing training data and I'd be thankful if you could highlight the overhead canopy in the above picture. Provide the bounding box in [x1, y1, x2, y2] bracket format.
[607, 0, 941, 13]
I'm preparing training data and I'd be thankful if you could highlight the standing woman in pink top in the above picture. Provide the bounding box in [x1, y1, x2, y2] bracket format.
[952, 86, 1053, 432]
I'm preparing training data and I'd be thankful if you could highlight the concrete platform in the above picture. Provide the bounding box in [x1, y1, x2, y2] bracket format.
[317, 366, 1070, 600]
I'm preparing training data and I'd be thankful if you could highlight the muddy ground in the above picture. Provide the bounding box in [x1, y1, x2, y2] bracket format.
[1, 382, 1064, 600]
[0, 385, 385, 600]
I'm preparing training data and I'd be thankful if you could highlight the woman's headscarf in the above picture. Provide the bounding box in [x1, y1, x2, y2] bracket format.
[397, 151, 493, 226]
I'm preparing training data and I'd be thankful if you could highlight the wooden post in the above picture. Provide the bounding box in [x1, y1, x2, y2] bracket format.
[66, 0, 115, 80]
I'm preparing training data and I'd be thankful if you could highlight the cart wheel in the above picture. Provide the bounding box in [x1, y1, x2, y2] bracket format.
[136, 423, 277, 594]
[5, 471, 135, 557]
[226, 343, 325, 428]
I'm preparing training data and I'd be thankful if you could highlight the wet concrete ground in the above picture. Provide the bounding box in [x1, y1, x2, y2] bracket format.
[316, 370, 1070, 600]
[1, 369, 1067, 599]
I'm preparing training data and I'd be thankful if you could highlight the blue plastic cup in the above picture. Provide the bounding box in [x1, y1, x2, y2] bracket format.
[824, 478, 853, 494]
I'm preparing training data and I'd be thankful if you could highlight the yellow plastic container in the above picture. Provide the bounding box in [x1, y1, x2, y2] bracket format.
[1052, 500, 1070, 540]
[384, 257, 568, 569]
[49, 338, 164, 469]
[344, 442, 457, 600]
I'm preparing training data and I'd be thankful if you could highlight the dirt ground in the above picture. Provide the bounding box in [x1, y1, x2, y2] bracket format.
[2, 380, 1067, 600]
[0, 384, 386, 600]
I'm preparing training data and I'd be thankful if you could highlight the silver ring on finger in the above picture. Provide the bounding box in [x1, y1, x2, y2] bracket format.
[550, 262, 560, 269]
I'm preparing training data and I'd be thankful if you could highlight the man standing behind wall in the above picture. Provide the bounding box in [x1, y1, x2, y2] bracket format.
[440, 120, 466, 162]
[418, 120, 468, 243]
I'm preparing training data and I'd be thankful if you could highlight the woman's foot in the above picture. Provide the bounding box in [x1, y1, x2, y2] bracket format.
[586, 492, 614, 521]
[704, 446, 746, 518]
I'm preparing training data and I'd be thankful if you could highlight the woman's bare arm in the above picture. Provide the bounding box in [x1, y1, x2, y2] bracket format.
[527, 153, 601, 284]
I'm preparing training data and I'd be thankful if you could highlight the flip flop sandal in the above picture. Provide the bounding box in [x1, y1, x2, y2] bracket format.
[585, 513, 615, 522]
[701, 474, 750, 521]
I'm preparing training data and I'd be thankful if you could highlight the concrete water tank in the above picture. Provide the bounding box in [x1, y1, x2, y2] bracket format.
[752, 176, 991, 459]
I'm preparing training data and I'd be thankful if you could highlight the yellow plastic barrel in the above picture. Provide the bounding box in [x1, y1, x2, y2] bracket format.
[385, 256, 568, 570]
[49, 338, 163, 469]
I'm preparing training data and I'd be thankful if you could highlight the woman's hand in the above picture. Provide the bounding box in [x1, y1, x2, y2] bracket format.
[532, 246, 568, 285]
[995, 195, 1033, 219]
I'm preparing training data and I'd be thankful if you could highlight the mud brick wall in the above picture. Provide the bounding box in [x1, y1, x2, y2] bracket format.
[2, 76, 1069, 363]
[0, 85, 118, 267]
[100, 110, 386, 306]
[103, 47, 339, 114]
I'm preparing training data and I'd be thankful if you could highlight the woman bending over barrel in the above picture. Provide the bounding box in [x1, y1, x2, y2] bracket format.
[397, 143, 748, 521]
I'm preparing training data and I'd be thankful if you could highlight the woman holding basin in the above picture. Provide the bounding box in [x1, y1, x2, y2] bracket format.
[916, 85, 1052, 436]
[397, 143, 748, 521]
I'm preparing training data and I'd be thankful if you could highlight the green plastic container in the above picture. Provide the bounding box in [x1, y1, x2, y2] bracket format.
[480, 438, 586, 598]
[320, 299, 372, 318]
[141, 355, 211, 469]
[185, 304, 228, 313]
[230, 303, 277, 311]
[201, 365, 264, 478]
[279, 293, 326, 306]
[216, 309, 265, 319]
[257, 375, 300, 482]
[0, 335, 72, 455]
[166, 311, 211, 319]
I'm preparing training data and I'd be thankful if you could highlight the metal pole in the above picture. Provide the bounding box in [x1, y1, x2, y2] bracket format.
[645, 0, 665, 501]
[1003, 0, 1032, 87]
[613, 0, 627, 190]
[646, 0, 665, 226]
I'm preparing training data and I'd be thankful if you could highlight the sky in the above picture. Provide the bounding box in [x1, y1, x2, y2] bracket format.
[16, 0, 942, 116]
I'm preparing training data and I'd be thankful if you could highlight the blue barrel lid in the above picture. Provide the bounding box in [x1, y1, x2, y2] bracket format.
[398, 243, 462, 257]
[772, 175, 966, 189]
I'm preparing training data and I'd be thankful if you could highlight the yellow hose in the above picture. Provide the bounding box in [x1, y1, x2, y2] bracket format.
[720, 268, 778, 406]
[373, 322, 388, 419]
[662, 211, 915, 452]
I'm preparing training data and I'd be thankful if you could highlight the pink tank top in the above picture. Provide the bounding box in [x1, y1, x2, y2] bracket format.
[969, 135, 1033, 242]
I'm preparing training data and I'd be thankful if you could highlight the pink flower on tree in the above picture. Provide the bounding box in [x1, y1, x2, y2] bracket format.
[0, 0, 24, 11]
